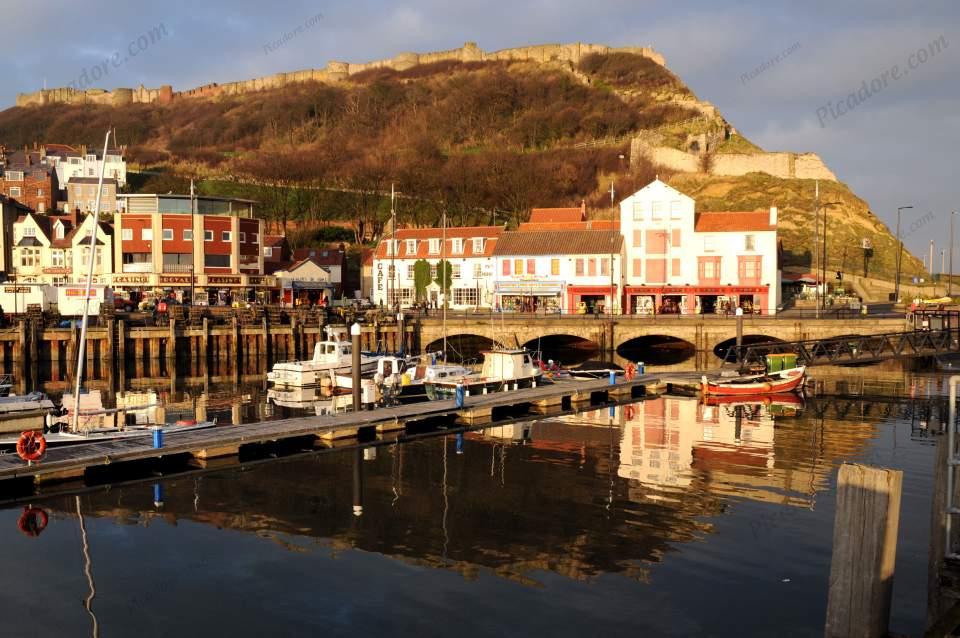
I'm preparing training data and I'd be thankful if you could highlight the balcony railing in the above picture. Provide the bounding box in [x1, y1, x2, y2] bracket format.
[162, 264, 194, 273]
[122, 262, 152, 273]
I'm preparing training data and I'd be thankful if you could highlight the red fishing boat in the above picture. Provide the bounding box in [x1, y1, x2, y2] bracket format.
[701, 366, 806, 397]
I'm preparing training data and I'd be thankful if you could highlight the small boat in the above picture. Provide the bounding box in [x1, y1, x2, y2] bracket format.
[337, 354, 476, 403]
[268, 328, 379, 387]
[701, 366, 806, 397]
[425, 349, 543, 400]
[0, 390, 55, 436]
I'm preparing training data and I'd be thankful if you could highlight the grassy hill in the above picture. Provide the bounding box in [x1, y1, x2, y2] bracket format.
[0, 50, 919, 279]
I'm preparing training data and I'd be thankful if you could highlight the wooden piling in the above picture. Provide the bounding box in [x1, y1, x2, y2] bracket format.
[117, 320, 126, 385]
[824, 463, 904, 638]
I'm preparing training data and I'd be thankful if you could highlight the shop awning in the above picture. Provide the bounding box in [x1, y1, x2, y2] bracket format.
[495, 282, 563, 295]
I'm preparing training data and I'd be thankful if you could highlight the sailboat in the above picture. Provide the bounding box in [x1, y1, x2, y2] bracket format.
[5, 131, 216, 453]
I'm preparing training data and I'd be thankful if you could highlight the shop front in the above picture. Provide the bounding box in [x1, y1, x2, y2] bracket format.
[495, 281, 563, 313]
[566, 285, 617, 315]
[624, 286, 771, 315]
[110, 273, 278, 307]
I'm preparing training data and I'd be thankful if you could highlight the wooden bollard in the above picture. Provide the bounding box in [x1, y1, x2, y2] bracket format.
[824, 463, 903, 638]
[117, 320, 126, 384]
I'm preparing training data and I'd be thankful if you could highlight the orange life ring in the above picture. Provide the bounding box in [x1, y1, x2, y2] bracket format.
[16, 431, 46, 462]
[624, 405, 636, 420]
[18, 507, 48, 537]
[625, 363, 637, 380]
[176, 419, 198, 426]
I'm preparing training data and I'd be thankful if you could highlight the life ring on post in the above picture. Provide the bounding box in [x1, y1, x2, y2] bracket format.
[625, 363, 637, 380]
[16, 431, 47, 462]
[18, 507, 48, 537]
[624, 405, 636, 420]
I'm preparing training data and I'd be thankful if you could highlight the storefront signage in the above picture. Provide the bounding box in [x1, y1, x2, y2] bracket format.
[3, 287, 30, 293]
[376, 262, 384, 291]
[207, 276, 242, 285]
[495, 281, 563, 295]
[627, 286, 768, 294]
[113, 275, 151, 285]
[64, 288, 98, 297]
[159, 275, 194, 285]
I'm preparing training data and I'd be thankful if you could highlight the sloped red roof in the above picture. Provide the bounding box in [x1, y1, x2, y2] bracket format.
[493, 230, 622, 256]
[694, 211, 775, 232]
[528, 207, 584, 224]
[374, 226, 503, 259]
[292, 248, 345, 266]
[264, 234, 287, 248]
[518, 220, 620, 232]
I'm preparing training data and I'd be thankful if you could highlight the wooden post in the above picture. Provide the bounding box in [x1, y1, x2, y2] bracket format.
[290, 316, 298, 360]
[117, 320, 126, 387]
[167, 316, 177, 377]
[262, 316, 270, 366]
[201, 317, 209, 376]
[824, 463, 904, 638]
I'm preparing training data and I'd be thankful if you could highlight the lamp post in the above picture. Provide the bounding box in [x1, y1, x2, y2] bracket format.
[951, 211, 956, 297]
[190, 179, 196, 306]
[818, 201, 842, 316]
[893, 205, 914, 303]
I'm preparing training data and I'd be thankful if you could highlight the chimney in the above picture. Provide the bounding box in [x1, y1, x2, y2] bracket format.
[769, 206, 778, 227]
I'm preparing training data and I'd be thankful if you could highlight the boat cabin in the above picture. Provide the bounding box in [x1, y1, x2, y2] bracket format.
[312, 340, 353, 363]
[480, 349, 539, 380]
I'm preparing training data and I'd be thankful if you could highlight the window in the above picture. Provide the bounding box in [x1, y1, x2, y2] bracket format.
[587, 259, 597, 277]
[472, 238, 484, 253]
[264, 247, 273, 258]
[407, 264, 415, 279]
[38, 202, 45, 213]
[744, 235, 756, 251]
[239, 232, 246, 243]
[221, 231, 231, 242]
[250, 233, 258, 244]
[670, 201, 682, 220]
[551, 259, 560, 276]
[204, 254, 231, 268]
[502, 260, 510, 276]
[51, 250, 64, 267]
[204, 230, 213, 241]
[632, 258, 641, 277]
[122, 228, 133, 241]
[671, 229, 681, 248]
[601, 258, 609, 277]
[405, 239, 417, 255]
[452, 288, 479, 306]
[54, 224, 64, 240]
[452, 264, 462, 279]
[632, 201, 644, 221]
[23, 226, 35, 237]
[633, 229, 642, 247]
[575, 259, 584, 276]
[385, 240, 397, 256]
[451, 238, 464, 254]
[19, 247, 40, 267]
[699, 257, 721, 282]
[183, 229, 193, 241]
[514, 259, 523, 275]
[9, 187, 21, 197]
[6, 171, 23, 181]
[429, 264, 438, 279]
[671, 258, 681, 277]
[526, 259, 535, 275]
[703, 236, 716, 253]
[37, 188, 44, 197]
[651, 201, 663, 220]
[162, 229, 174, 241]
[738, 256, 762, 283]
[142, 228, 153, 241]
[428, 238, 440, 255]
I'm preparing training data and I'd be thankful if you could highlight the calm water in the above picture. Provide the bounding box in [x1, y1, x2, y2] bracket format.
[0, 370, 944, 637]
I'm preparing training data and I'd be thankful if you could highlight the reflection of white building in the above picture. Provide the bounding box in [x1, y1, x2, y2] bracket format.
[616, 397, 776, 495]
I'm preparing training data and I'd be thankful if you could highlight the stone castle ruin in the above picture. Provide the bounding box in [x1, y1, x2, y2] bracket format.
[15, 41, 665, 108]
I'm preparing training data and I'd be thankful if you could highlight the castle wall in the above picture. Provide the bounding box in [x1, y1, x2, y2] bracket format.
[13, 41, 666, 109]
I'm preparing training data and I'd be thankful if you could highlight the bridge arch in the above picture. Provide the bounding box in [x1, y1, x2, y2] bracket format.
[617, 335, 696, 366]
[713, 334, 787, 362]
[424, 333, 502, 364]
[522, 334, 600, 367]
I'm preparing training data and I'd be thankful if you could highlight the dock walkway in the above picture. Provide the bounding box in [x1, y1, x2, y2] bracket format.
[0, 375, 659, 487]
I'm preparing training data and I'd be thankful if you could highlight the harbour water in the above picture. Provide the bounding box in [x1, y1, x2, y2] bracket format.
[0, 368, 942, 637]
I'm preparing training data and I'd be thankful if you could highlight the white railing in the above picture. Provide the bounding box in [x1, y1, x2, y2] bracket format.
[122, 263, 153, 273]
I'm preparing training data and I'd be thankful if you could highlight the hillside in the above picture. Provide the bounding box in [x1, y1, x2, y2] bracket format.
[0, 43, 918, 277]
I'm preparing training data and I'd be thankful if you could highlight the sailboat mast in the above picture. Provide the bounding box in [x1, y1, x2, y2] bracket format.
[72, 130, 112, 432]
[442, 210, 447, 357]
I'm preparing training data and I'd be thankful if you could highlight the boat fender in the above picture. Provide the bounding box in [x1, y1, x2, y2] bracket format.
[624, 405, 636, 420]
[16, 431, 47, 462]
[176, 419, 198, 426]
[17, 507, 48, 537]
[625, 363, 637, 380]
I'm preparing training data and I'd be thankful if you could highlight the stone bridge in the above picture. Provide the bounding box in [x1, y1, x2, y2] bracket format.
[414, 315, 909, 370]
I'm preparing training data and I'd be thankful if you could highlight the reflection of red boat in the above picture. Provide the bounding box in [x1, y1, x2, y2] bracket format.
[704, 392, 804, 407]
[701, 367, 806, 396]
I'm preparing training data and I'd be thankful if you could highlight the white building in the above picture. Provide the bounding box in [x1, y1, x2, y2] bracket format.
[372, 226, 503, 309]
[619, 179, 779, 315]
[44, 145, 127, 194]
[491, 229, 624, 313]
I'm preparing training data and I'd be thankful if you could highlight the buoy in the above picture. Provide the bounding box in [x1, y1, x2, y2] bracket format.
[17, 507, 48, 537]
[16, 431, 46, 462]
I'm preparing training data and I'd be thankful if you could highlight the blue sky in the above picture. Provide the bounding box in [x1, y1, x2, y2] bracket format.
[3, 0, 956, 263]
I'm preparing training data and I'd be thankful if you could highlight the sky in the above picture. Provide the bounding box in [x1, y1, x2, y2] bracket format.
[2, 0, 957, 264]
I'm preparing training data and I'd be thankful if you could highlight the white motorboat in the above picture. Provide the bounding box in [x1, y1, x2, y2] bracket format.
[425, 349, 543, 400]
[336, 354, 476, 402]
[0, 390, 55, 435]
[268, 329, 379, 387]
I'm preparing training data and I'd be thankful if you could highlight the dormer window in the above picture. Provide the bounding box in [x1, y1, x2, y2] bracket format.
[472, 237, 484, 253]
[54, 223, 64, 240]
[23, 226, 35, 238]
[428, 238, 440, 255]
[405, 239, 417, 254]
[451, 238, 464, 254]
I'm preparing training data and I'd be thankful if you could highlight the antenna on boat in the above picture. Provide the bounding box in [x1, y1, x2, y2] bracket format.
[71, 129, 112, 433]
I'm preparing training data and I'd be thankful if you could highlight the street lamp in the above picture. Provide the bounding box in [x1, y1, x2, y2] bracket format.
[893, 205, 914, 303]
[951, 211, 957, 298]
